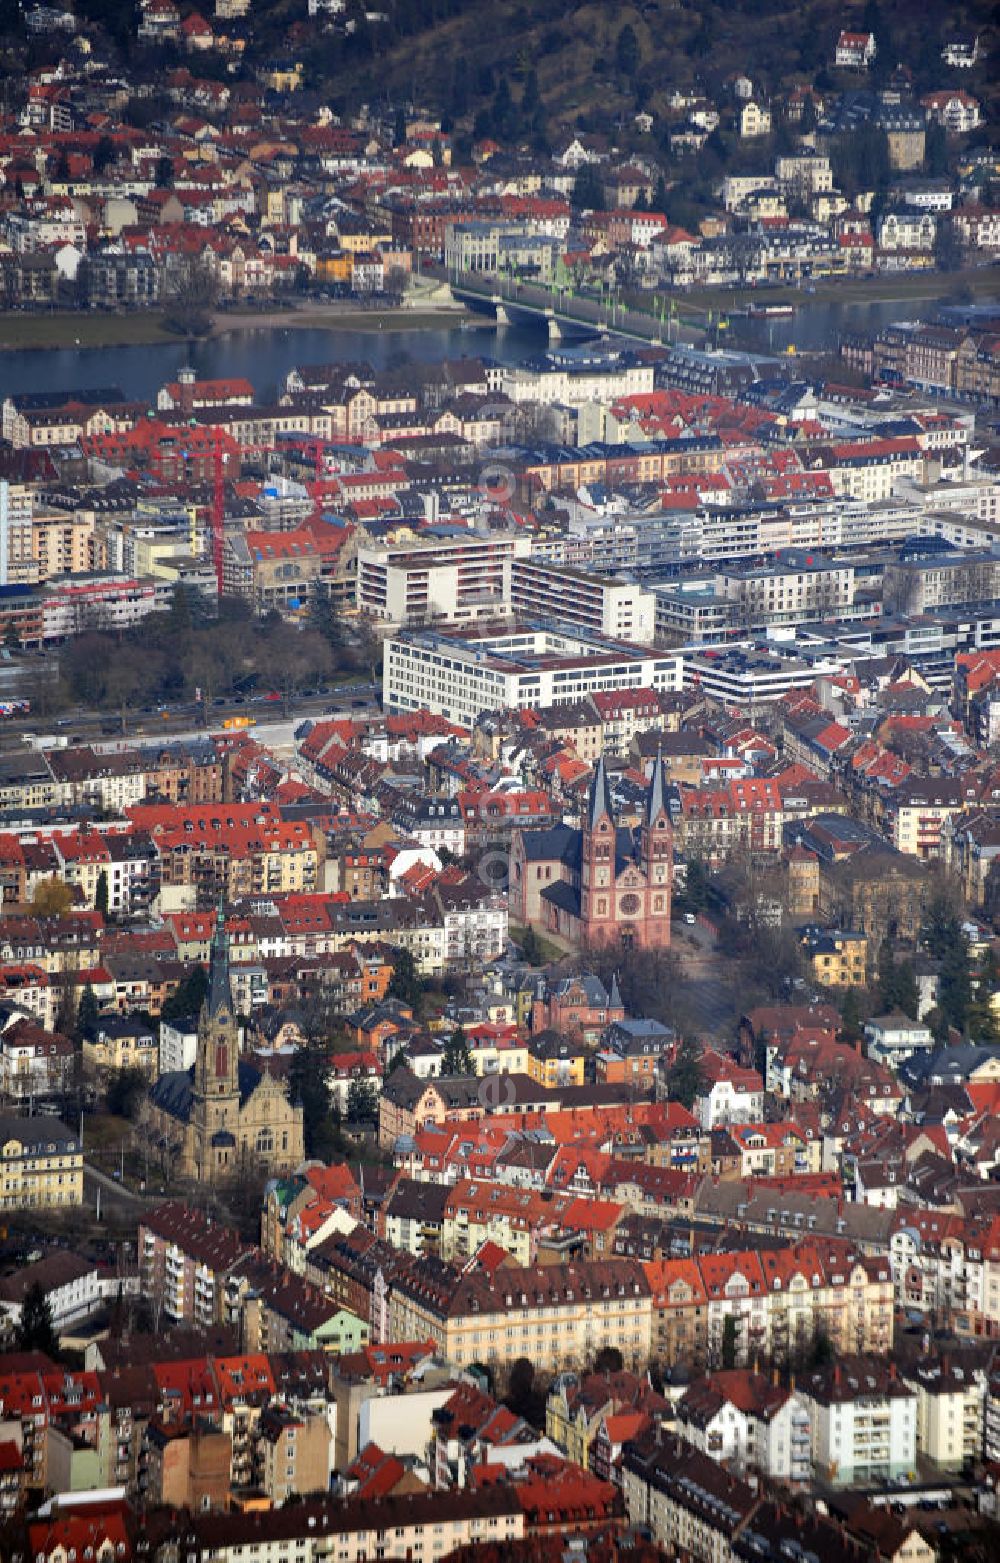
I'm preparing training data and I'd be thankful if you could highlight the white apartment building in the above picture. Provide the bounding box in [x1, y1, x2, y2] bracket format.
[715, 559, 856, 630]
[863, 1014, 934, 1068]
[357, 532, 531, 626]
[678, 1377, 813, 1485]
[877, 210, 937, 252]
[489, 356, 655, 407]
[775, 154, 834, 198]
[159, 1017, 199, 1074]
[510, 557, 656, 643]
[383, 624, 683, 728]
[903, 1360, 985, 1470]
[799, 1359, 917, 1486]
[721, 174, 778, 212]
[0, 481, 34, 586]
[826, 443, 926, 504]
[683, 645, 845, 711]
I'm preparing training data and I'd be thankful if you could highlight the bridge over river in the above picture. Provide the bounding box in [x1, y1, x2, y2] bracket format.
[446, 272, 684, 346]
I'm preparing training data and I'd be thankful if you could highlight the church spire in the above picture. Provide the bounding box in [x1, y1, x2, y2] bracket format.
[609, 970, 622, 1010]
[588, 754, 614, 832]
[206, 901, 231, 1018]
[646, 745, 667, 826]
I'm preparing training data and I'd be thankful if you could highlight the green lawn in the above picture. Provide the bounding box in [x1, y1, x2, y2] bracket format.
[0, 312, 182, 351]
[81, 1112, 132, 1151]
[681, 267, 1000, 315]
[509, 923, 567, 963]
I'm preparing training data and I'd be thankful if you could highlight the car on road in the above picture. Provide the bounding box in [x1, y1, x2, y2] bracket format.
[684, 912, 697, 925]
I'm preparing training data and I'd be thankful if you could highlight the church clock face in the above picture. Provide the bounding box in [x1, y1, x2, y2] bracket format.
[620, 892, 641, 916]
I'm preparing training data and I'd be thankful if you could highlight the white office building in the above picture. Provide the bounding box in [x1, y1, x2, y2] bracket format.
[383, 623, 683, 727]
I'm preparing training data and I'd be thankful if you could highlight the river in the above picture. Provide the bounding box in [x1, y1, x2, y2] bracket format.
[0, 319, 542, 401]
[0, 295, 976, 402]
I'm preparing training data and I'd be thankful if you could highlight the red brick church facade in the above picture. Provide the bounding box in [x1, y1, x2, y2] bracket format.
[510, 755, 673, 950]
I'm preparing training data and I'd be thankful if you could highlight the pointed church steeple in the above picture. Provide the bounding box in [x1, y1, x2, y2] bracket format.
[610, 970, 622, 1010]
[206, 901, 231, 1019]
[646, 745, 667, 827]
[588, 755, 614, 832]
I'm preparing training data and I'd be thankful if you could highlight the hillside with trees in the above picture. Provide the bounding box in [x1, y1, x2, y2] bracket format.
[302, 0, 997, 143]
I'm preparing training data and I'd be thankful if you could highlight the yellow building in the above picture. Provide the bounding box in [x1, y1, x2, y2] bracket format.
[801, 928, 868, 988]
[32, 510, 93, 579]
[315, 252, 351, 285]
[83, 1017, 159, 1079]
[441, 1180, 545, 1266]
[0, 1114, 83, 1209]
[259, 61, 302, 91]
[526, 1031, 587, 1088]
[390, 1258, 652, 1375]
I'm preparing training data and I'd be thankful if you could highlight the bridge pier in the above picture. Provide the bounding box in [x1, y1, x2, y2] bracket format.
[544, 308, 562, 343]
[491, 295, 510, 325]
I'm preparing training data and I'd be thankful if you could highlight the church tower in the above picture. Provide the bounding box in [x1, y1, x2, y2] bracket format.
[580, 755, 616, 940]
[640, 749, 673, 948]
[190, 904, 241, 1179]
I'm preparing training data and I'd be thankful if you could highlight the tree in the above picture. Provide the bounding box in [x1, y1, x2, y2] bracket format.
[388, 947, 423, 1013]
[289, 1037, 337, 1159]
[163, 254, 219, 338]
[93, 135, 116, 174]
[95, 869, 109, 919]
[17, 1282, 57, 1357]
[810, 1324, 835, 1366]
[665, 1035, 703, 1110]
[594, 1345, 623, 1374]
[571, 163, 605, 212]
[504, 1356, 546, 1428]
[155, 154, 174, 187]
[923, 896, 971, 1035]
[721, 1313, 738, 1370]
[877, 938, 918, 1019]
[615, 23, 640, 80]
[75, 984, 100, 1044]
[925, 119, 948, 178]
[346, 1075, 379, 1124]
[106, 1065, 147, 1119]
[307, 587, 346, 659]
[265, 619, 334, 716]
[442, 1026, 473, 1076]
[519, 926, 543, 965]
[161, 963, 208, 1022]
[934, 219, 963, 273]
[32, 877, 74, 916]
[680, 857, 711, 914]
[839, 986, 862, 1041]
[967, 947, 1000, 1044]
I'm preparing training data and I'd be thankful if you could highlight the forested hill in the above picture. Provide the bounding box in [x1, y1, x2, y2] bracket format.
[303, 0, 995, 137]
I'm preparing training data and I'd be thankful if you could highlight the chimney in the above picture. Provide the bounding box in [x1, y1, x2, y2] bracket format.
[772, 1366, 779, 1387]
[833, 1365, 841, 1387]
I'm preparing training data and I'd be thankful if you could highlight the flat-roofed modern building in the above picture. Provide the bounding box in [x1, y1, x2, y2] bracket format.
[383, 622, 683, 727]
